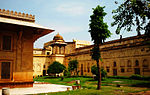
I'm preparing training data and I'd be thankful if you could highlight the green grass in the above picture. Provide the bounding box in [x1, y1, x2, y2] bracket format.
[34, 76, 150, 88]
[33, 76, 150, 95]
[37, 86, 149, 95]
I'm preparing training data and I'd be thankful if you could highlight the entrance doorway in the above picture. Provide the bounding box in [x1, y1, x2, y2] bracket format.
[134, 68, 140, 75]
[43, 70, 46, 76]
[81, 64, 83, 76]
[1, 62, 10, 79]
[113, 69, 117, 76]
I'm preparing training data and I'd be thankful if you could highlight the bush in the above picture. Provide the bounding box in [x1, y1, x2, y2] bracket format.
[47, 61, 66, 75]
[63, 69, 71, 77]
[107, 76, 129, 79]
[129, 74, 143, 80]
[91, 65, 107, 80]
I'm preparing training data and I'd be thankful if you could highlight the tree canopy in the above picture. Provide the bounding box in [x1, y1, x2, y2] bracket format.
[89, 5, 111, 45]
[112, 0, 150, 36]
[68, 60, 78, 72]
[47, 61, 66, 74]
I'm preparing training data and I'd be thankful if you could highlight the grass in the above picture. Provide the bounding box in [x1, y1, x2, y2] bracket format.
[34, 76, 150, 88]
[33, 76, 150, 95]
[37, 86, 149, 95]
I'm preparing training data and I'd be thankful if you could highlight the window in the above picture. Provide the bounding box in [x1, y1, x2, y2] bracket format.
[107, 69, 110, 72]
[2, 35, 11, 50]
[47, 52, 50, 55]
[135, 60, 139, 66]
[43, 65, 46, 68]
[113, 61, 117, 67]
[121, 68, 125, 73]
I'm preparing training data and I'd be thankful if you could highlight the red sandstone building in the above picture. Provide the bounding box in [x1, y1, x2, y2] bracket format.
[0, 9, 54, 88]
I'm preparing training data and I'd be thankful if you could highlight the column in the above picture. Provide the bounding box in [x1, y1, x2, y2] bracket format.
[63, 46, 65, 54]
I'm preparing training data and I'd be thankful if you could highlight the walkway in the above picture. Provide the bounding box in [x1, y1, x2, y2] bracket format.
[0, 83, 72, 95]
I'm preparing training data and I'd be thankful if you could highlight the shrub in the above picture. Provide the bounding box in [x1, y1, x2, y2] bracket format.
[68, 60, 78, 75]
[91, 65, 107, 80]
[129, 74, 143, 80]
[47, 61, 66, 75]
[64, 69, 71, 77]
[107, 76, 129, 79]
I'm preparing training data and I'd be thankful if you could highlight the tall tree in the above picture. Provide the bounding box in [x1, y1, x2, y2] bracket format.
[89, 5, 111, 90]
[112, 0, 150, 37]
[68, 60, 78, 75]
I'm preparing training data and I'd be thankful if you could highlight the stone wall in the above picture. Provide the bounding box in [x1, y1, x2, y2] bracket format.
[65, 35, 150, 76]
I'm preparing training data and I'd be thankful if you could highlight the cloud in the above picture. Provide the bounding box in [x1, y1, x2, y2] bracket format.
[56, 3, 87, 16]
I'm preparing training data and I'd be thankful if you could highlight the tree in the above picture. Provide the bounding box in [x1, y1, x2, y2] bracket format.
[68, 60, 78, 76]
[47, 61, 66, 75]
[91, 65, 107, 80]
[112, 0, 150, 37]
[89, 5, 111, 90]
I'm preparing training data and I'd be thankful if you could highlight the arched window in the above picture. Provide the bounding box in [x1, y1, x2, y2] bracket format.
[43, 65, 46, 68]
[113, 61, 117, 67]
[143, 59, 149, 67]
[135, 60, 139, 66]
[127, 60, 132, 67]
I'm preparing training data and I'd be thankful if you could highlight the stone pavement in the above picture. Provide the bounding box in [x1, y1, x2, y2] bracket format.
[0, 83, 72, 95]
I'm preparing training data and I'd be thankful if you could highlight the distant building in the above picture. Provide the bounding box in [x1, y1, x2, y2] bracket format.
[33, 34, 150, 77]
[0, 9, 54, 88]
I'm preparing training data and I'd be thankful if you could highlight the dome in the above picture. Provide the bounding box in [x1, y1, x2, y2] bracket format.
[53, 33, 64, 42]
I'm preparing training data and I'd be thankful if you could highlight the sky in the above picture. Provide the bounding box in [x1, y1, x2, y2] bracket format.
[0, 0, 138, 48]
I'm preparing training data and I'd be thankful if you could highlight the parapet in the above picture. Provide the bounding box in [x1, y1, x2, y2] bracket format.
[0, 9, 35, 22]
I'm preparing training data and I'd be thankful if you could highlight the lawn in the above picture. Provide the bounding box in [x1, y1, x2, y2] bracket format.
[33, 76, 150, 95]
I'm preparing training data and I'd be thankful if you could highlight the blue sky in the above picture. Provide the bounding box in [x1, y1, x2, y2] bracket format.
[0, 0, 138, 48]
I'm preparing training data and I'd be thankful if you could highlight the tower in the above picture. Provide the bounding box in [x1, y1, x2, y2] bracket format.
[50, 33, 66, 64]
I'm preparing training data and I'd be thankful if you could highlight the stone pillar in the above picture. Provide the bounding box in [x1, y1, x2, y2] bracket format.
[54, 46, 56, 54]
[52, 46, 54, 54]
[63, 46, 65, 54]
[56, 46, 59, 54]
[55, 46, 57, 54]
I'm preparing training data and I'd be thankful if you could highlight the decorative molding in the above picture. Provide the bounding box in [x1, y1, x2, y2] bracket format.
[0, 9, 35, 22]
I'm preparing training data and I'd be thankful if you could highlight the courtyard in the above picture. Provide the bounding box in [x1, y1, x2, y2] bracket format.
[32, 76, 150, 95]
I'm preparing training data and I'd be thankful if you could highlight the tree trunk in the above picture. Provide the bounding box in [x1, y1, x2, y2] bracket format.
[96, 60, 101, 90]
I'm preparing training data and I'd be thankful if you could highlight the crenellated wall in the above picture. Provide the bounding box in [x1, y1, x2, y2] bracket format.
[0, 9, 35, 22]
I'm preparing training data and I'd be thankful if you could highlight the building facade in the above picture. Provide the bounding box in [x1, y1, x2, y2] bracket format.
[33, 34, 150, 77]
[0, 9, 54, 88]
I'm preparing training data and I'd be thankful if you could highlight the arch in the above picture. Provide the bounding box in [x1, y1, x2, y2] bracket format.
[135, 60, 139, 66]
[143, 59, 149, 67]
[113, 61, 117, 67]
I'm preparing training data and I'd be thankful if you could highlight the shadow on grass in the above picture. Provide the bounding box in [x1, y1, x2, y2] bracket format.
[131, 83, 150, 88]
